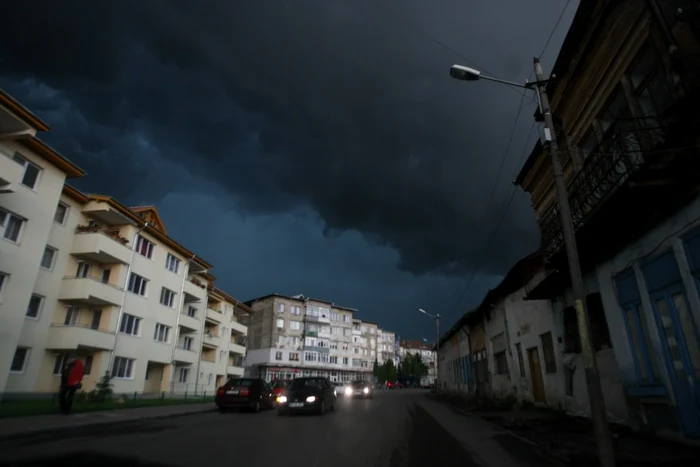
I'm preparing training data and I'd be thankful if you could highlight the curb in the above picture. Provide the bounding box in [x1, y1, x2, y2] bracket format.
[436, 397, 571, 467]
[0, 406, 216, 443]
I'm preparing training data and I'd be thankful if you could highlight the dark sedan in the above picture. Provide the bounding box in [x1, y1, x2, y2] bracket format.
[277, 377, 336, 415]
[346, 379, 374, 398]
[216, 378, 276, 413]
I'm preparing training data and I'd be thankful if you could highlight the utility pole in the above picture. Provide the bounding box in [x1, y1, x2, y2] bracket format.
[533, 57, 616, 467]
[435, 314, 440, 390]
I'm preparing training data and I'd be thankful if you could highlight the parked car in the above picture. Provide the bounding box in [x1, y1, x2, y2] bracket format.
[277, 377, 337, 415]
[334, 381, 349, 396]
[345, 379, 374, 398]
[216, 378, 277, 413]
[270, 379, 292, 396]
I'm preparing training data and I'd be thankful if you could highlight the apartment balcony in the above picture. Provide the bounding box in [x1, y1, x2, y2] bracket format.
[183, 279, 205, 303]
[202, 333, 221, 349]
[304, 314, 319, 323]
[46, 323, 115, 351]
[178, 313, 200, 332]
[59, 276, 124, 306]
[71, 230, 132, 264]
[230, 320, 247, 336]
[0, 150, 23, 194]
[302, 345, 330, 354]
[539, 106, 700, 269]
[227, 365, 244, 377]
[206, 308, 224, 323]
[228, 342, 246, 355]
[173, 347, 198, 365]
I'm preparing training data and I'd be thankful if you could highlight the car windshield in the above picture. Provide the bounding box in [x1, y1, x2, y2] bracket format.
[271, 380, 289, 389]
[289, 378, 324, 389]
[226, 379, 254, 387]
[351, 380, 368, 388]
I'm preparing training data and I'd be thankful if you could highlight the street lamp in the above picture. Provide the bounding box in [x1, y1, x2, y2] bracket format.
[449, 60, 616, 467]
[418, 308, 440, 390]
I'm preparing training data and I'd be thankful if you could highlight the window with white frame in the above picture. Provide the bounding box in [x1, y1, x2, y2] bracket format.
[290, 321, 301, 330]
[342, 357, 349, 365]
[119, 313, 141, 335]
[12, 152, 41, 189]
[76, 261, 90, 278]
[343, 315, 350, 323]
[53, 353, 69, 375]
[330, 342, 338, 350]
[54, 202, 69, 224]
[64, 307, 79, 326]
[26, 294, 43, 319]
[183, 336, 194, 350]
[40, 246, 57, 270]
[111, 357, 134, 379]
[330, 356, 338, 364]
[289, 352, 299, 361]
[275, 351, 283, 360]
[135, 235, 154, 259]
[159, 287, 176, 308]
[10, 347, 29, 373]
[304, 352, 318, 362]
[154, 323, 171, 343]
[127, 273, 148, 296]
[0, 208, 25, 243]
[291, 305, 301, 315]
[330, 311, 339, 321]
[320, 353, 329, 363]
[178, 367, 189, 383]
[276, 319, 285, 329]
[277, 303, 285, 313]
[165, 253, 180, 274]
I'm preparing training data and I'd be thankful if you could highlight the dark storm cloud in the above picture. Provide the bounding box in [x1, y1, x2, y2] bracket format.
[0, 0, 573, 280]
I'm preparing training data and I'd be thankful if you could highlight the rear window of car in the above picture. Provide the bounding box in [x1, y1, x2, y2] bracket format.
[226, 379, 254, 387]
[351, 380, 367, 387]
[289, 378, 324, 389]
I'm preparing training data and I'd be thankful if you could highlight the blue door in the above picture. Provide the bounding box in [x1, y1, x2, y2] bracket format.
[643, 252, 700, 437]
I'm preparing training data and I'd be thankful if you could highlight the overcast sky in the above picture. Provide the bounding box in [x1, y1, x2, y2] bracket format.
[0, 0, 576, 340]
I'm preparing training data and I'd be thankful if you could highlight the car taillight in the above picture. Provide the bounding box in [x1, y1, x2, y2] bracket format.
[240, 389, 249, 396]
[216, 387, 225, 396]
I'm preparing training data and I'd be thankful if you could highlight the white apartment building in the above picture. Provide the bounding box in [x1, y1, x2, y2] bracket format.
[244, 293, 377, 383]
[399, 340, 437, 382]
[0, 88, 250, 397]
[377, 329, 395, 364]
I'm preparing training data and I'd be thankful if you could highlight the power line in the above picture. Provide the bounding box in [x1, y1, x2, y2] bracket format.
[453, 120, 539, 309]
[364, 0, 535, 103]
[529, 0, 573, 80]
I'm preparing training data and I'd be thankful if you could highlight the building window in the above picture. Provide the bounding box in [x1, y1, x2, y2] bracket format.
[343, 315, 350, 323]
[305, 352, 318, 362]
[320, 353, 330, 363]
[277, 303, 285, 313]
[159, 287, 176, 308]
[343, 357, 349, 365]
[330, 356, 338, 364]
[53, 353, 69, 375]
[491, 333, 508, 375]
[289, 352, 299, 361]
[84, 355, 93, 375]
[119, 313, 141, 336]
[0, 208, 25, 243]
[91, 310, 102, 330]
[76, 261, 90, 278]
[183, 336, 193, 350]
[187, 306, 197, 318]
[10, 347, 29, 373]
[178, 368, 189, 383]
[111, 357, 135, 379]
[40, 246, 57, 270]
[26, 294, 44, 319]
[154, 323, 171, 343]
[276, 319, 285, 329]
[275, 351, 283, 361]
[64, 307, 79, 326]
[127, 273, 148, 296]
[290, 321, 301, 330]
[629, 46, 674, 117]
[291, 305, 301, 315]
[165, 253, 180, 274]
[540, 332, 557, 373]
[12, 152, 41, 189]
[135, 235, 154, 259]
[54, 203, 69, 224]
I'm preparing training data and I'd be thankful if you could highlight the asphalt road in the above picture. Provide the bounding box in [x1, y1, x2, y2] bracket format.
[0, 390, 480, 467]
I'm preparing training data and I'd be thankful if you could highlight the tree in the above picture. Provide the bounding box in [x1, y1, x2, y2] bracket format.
[385, 358, 397, 382]
[373, 359, 379, 378]
[91, 371, 114, 402]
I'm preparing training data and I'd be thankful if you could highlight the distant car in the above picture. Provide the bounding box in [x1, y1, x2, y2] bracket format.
[216, 378, 277, 413]
[345, 379, 374, 398]
[335, 381, 349, 396]
[270, 379, 292, 396]
[277, 377, 337, 415]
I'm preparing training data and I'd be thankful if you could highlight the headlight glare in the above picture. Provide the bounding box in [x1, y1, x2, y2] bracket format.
[277, 396, 287, 403]
[306, 396, 316, 402]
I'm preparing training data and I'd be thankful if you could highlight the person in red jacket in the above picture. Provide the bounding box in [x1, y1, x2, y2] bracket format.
[59, 356, 85, 414]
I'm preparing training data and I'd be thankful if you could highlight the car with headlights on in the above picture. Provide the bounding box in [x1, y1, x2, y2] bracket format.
[270, 379, 292, 396]
[277, 377, 336, 415]
[216, 378, 276, 413]
[345, 379, 374, 398]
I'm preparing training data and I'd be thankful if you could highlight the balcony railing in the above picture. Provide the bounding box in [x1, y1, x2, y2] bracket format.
[540, 114, 678, 259]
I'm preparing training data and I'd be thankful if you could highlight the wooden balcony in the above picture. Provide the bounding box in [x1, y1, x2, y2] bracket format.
[539, 100, 700, 268]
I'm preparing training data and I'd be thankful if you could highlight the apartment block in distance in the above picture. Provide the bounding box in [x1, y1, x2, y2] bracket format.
[399, 340, 437, 384]
[0, 88, 251, 397]
[244, 293, 382, 383]
[377, 329, 395, 364]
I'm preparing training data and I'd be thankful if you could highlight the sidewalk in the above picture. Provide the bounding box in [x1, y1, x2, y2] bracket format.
[0, 403, 215, 440]
[429, 394, 700, 467]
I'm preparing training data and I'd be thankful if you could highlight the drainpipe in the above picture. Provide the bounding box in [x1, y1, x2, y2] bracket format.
[108, 222, 148, 375]
[193, 283, 210, 395]
[167, 255, 194, 395]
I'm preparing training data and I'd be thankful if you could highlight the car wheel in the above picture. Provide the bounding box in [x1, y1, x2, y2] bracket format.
[252, 401, 261, 413]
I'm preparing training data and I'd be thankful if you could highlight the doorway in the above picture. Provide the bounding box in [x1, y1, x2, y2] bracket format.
[527, 346, 546, 403]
